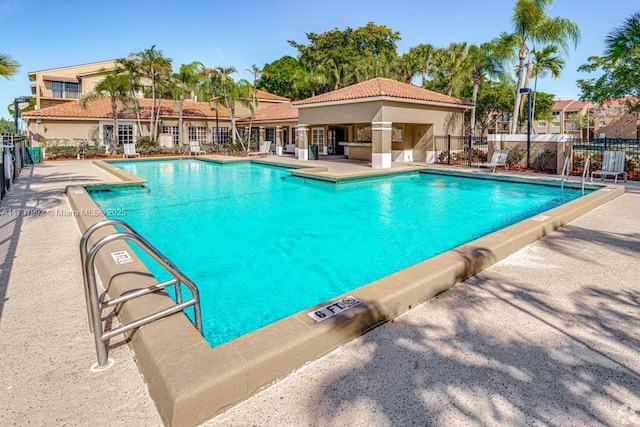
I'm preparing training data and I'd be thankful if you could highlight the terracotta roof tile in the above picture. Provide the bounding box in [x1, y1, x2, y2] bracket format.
[292, 77, 473, 107]
[239, 102, 298, 122]
[23, 98, 230, 119]
[551, 99, 589, 112]
[255, 89, 290, 102]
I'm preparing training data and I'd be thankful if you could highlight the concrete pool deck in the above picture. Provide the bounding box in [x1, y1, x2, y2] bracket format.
[0, 158, 638, 426]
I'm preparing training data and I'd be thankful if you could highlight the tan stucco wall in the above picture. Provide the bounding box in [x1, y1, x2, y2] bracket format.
[379, 101, 465, 135]
[299, 101, 383, 125]
[31, 60, 118, 109]
[28, 120, 100, 144]
[348, 145, 373, 161]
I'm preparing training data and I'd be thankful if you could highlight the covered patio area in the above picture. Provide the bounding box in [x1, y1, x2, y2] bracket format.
[292, 77, 473, 168]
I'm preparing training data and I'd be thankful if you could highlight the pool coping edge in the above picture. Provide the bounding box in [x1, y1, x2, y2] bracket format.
[68, 161, 625, 427]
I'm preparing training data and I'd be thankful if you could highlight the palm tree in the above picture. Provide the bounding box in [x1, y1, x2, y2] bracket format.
[506, 0, 580, 133]
[116, 57, 144, 136]
[80, 71, 132, 154]
[130, 45, 172, 140]
[213, 67, 253, 149]
[408, 43, 435, 87]
[293, 67, 328, 97]
[351, 53, 394, 82]
[467, 40, 512, 136]
[604, 11, 640, 60]
[244, 64, 263, 150]
[432, 43, 469, 97]
[0, 53, 19, 78]
[394, 51, 421, 84]
[530, 45, 565, 123]
[171, 62, 202, 146]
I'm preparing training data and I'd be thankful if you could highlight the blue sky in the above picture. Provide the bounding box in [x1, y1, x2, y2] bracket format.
[0, 0, 636, 118]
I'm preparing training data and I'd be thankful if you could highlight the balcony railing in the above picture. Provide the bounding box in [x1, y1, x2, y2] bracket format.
[40, 87, 81, 99]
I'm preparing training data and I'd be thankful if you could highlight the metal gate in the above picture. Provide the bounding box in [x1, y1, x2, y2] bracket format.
[570, 138, 640, 181]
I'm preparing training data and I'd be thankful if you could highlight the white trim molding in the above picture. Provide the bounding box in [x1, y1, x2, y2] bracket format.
[297, 147, 309, 161]
[294, 96, 474, 110]
[372, 153, 392, 169]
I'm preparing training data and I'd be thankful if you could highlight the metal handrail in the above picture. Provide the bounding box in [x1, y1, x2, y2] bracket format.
[80, 219, 137, 332]
[560, 155, 570, 189]
[582, 156, 590, 194]
[178, 144, 190, 160]
[81, 221, 203, 368]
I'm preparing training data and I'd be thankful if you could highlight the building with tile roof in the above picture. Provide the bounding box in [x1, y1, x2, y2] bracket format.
[532, 97, 639, 139]
[24, 68, 474, 167]
[293, 78, 472, 167]
[29, 60, 121, 110]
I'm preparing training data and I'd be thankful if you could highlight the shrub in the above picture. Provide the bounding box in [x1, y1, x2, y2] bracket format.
[532, 148, 555, 171]
[136, 136, 155, 150]
[507, 148, 526, 167]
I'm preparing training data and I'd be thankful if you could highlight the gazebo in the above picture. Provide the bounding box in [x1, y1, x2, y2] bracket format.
[292, 77, 473, 168]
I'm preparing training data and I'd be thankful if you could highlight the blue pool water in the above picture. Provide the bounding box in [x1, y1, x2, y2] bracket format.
[91, 159, 587, 346]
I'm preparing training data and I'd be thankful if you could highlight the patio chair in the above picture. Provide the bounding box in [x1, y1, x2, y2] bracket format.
[591, 150, 627, 183]
[248, 140, 272, 157]
[123, 143, 140, 158]
[474, 149, 509, 173]
[189, 141, 207, 156]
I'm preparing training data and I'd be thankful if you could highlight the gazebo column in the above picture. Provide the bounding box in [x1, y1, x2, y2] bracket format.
[372, 121, 392, 169]
[259, 126, 265, 150]
[296, 124, 309, 160]
[275, 126, 283, 155]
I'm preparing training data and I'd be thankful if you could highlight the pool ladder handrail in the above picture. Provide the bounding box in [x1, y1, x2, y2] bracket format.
[178, 144, 190, 160]
[560, 154, 570, 189]
[80, 219, 203, 368]
[582, 156, 590, 194]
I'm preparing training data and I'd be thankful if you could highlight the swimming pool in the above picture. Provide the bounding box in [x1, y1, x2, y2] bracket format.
[90, 159, 588, 347]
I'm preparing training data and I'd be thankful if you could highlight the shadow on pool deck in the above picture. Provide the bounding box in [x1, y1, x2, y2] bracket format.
[312, 279, 639, 425]
[311, 223, 640, 426]
[0, 165, 111, 320]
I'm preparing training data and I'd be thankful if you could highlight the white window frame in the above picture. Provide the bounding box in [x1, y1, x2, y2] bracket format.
[118, 124, 135, 145]
[162, 126, 180, 145]
[99, 121, 136, 146]
[312, 127, 325, 155]
[212, 127, 229, 145]
[265, 127, 275, 144]
[188, 126, 207, 145]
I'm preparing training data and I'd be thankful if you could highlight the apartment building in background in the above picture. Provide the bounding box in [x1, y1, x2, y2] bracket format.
[29, 60, 119, 110]
[487, 98, 639, 139]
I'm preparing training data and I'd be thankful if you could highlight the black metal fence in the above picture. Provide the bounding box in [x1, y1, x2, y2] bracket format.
[0, 135, 29, 202]
[433, 135, 488, 166]
[570, 138, 640, 180]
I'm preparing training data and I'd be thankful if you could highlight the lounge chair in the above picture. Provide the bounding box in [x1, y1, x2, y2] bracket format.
[248, 140, 272, 157]
[474, 149, 509, 173]
[123, 143, 140, 158]
[189, 141, 207, 156]
[591, 150, 627, 183]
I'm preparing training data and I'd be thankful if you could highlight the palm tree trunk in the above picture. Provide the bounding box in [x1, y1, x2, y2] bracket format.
[178, 100, 184, 146]
[150, 78, 156, 141]
[517, 56, 534, 132]
[111, 101, 119, 155]
[154, 101, 161, 140]
[133, 100, 142, 137]
[510, 46, 528, 134]
[470, 80, 480, 137]
[531, 74, 539, 134]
